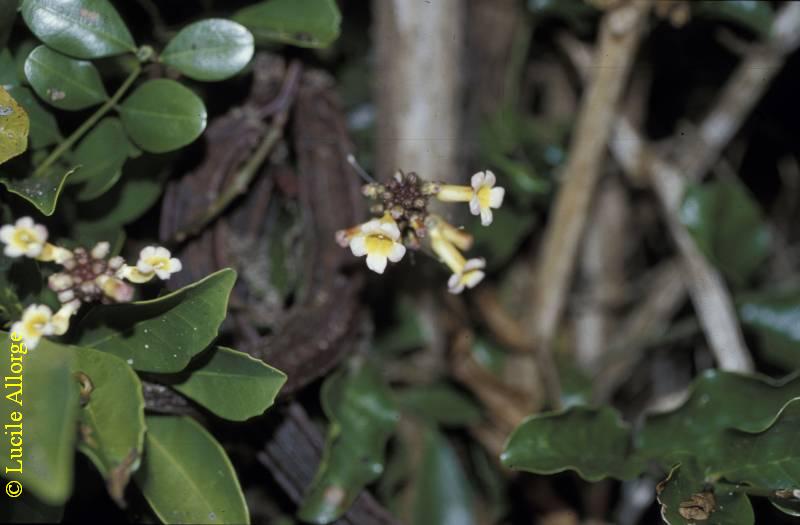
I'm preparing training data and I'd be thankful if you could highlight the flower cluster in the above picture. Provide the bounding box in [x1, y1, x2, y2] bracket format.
[1, 216, 182, 348]
[336, 169, 504, 293]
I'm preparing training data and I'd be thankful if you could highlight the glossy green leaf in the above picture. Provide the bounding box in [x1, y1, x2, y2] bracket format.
[73, 346, 145, 504]
[76, 269, 236, 372]
[134, 416, 249, 525]
[395, 384, 482, 427]
[657, 462, 754, 525]
[161, 19, 254, 82]
[0, 490, 64, 524]
[233, 0, 341, 48]
[69, 117, 130, 200]
[24, 46, 108, 110]
[679, 179, 770, 287]
[74, 163, 164, 232]
[694, 0, 774, 37]
[298, 360, 400, 524]
[637, 370, 800, 466]
[738, 287, 800, 369]
[0, 165, 77, 215]
[21, 0, 136, 59]
[412, 428, 477, 525]
[0, 333, 80, 504]
[165, 346, 286, 421]
[0, 86, 29, 165]
[701, 398, 800, 490]
[4, 86, 63, 149]
[119, 79, 207, 153]
[501, 405, 643, 481]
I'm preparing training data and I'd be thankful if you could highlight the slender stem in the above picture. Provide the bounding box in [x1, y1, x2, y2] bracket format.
[34, 65, 141, 177]
[172, 113, 287, 243]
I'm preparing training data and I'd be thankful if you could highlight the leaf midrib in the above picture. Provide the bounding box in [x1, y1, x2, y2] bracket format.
[28, 53, 107, 103]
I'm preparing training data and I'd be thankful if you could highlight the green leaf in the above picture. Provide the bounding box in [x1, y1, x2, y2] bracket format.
[164, 346, 286, 421]
[411, 428, 477, 525]
[74, 162, 164, 232]
[701, 397, 800, 490]
[395, 384, 482, 427]
[637, 370, 800, 465]
[72, 346, 145, 504]
[68, 117, 130, 200]
[134, 415, 249, 525]
[694, 0, 774, 37]
[161, 19, 254, 82]
[298, 360, 400, 524]
[738, 287, 800, 369]
[0, 333, 80, 504]
[679, 179, 770, 287]
[21, 0, 136, 59]
[0, 86, 29, 165]
[0, 166, 77, 215]
[232, 0, 341, 48]
[119, 79, 207, 153]
[23, 46, 108, 110]
[501, 405, 644, 481]
[4, 86, 63, 149]
[656, 462, 754, 525]
[75, 269, 236, 373]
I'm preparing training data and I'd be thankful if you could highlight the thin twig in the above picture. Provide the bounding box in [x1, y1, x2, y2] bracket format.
[678, 2, 800, 180]
[525, 0, 651, 409]
[609, 118, 754, 372]
[171, 62, 302, 243]
[559, 6, 800, 374]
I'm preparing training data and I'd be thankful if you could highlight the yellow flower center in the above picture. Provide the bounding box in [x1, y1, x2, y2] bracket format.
[25, 314, 49, 334]
[365, 234, 395, 257]
[146, 257, 169, 270]
[13, 229, 34, 246]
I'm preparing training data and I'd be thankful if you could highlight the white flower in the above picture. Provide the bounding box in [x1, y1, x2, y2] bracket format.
[349, 214, 407, 274]
[136, 246, 182, 280]
[447, 258, 486, 294]
[10, 304, 55, 349]
[469, 171, 505, 226]
[0, 217, 48, 258]
[52, 301, 81, 336]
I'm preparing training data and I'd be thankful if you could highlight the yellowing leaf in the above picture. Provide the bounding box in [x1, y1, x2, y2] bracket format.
[0, 86, 29, 165]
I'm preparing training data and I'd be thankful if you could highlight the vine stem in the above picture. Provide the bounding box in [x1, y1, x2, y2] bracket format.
[34, 65, 141, 178]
